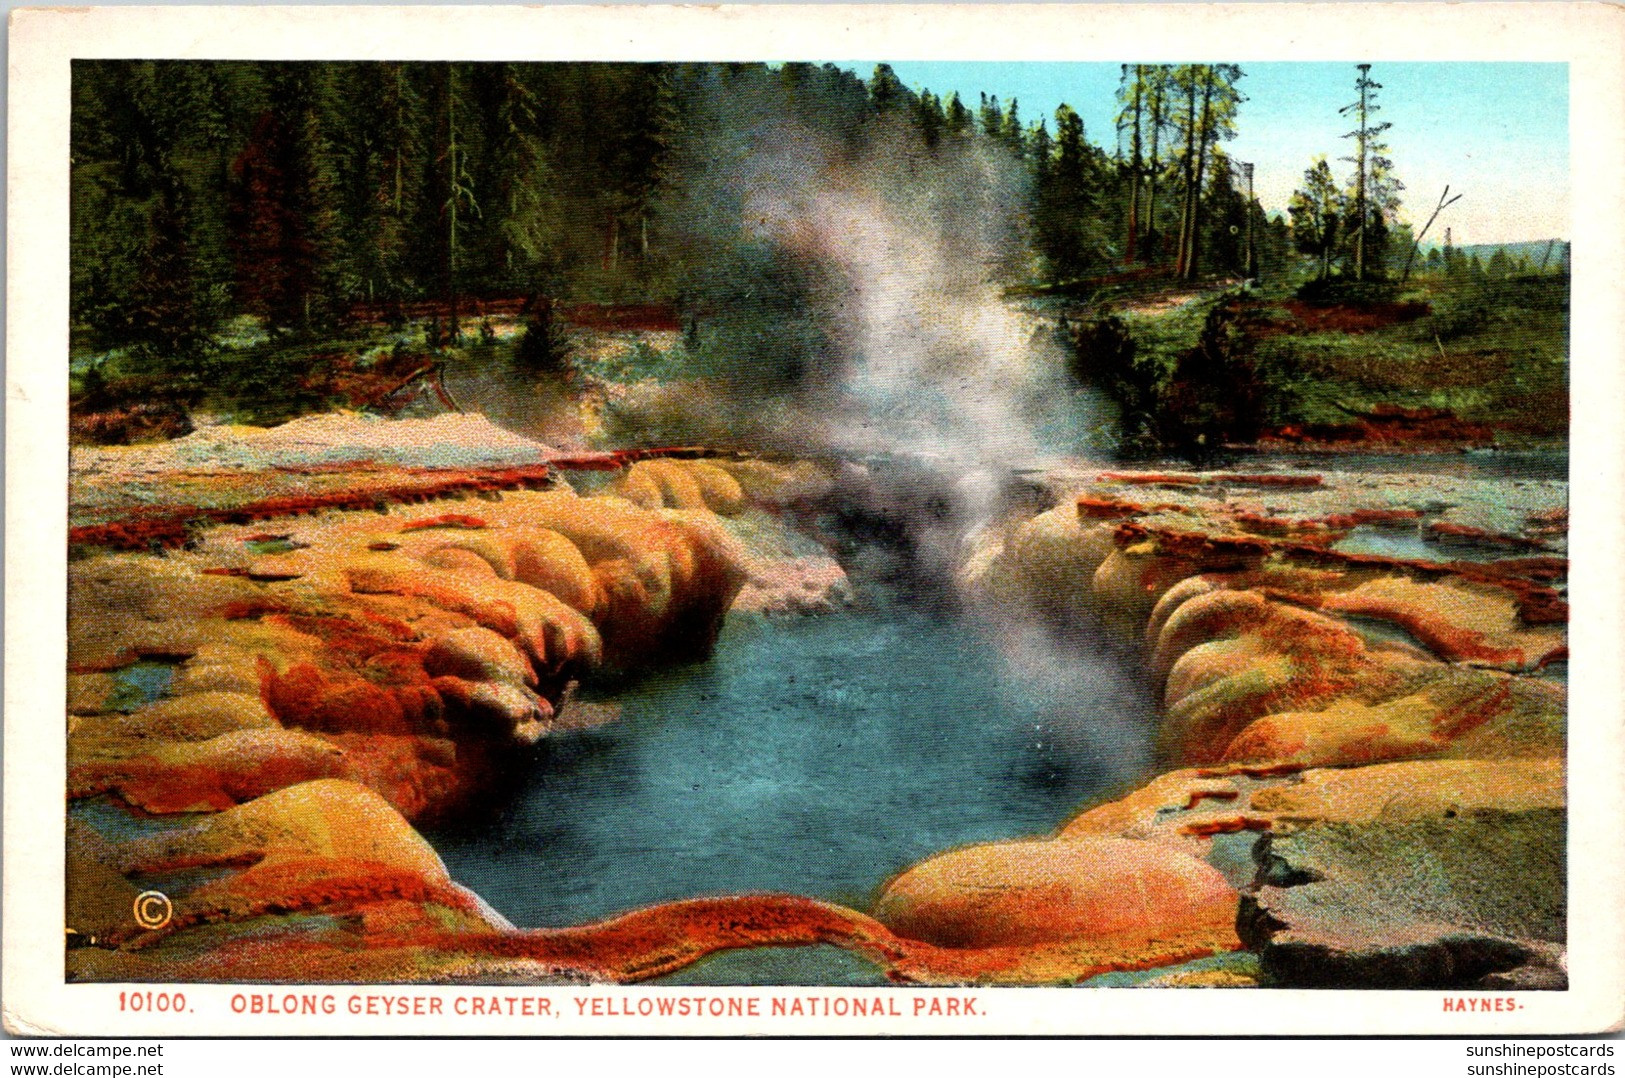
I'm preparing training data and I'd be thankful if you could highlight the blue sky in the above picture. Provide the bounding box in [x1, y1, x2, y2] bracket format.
[834, 62, 1568, 246]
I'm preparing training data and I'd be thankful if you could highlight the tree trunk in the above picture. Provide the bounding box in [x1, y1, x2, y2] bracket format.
[1125, 69, 1142, 266]
[1243, 163, 1255, 278]
[1175, 72, 1198, 278]
[1146, 82, 1163, 262]
[392, 67, 406, 214]
[443, 69, 461, 344]
[1400, 186, 1462, 283]
[1354, 72, 1369, 280]
[1184, 70, 1216, 282]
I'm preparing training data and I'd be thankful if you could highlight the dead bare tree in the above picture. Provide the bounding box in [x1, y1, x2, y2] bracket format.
[1400, 185, 1464, 283]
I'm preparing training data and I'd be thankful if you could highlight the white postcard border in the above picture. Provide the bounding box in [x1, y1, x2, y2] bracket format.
[6, 3, 1622, 1037]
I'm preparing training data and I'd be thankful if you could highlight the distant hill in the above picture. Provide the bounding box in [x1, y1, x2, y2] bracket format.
[1420, 239, 1570, 270]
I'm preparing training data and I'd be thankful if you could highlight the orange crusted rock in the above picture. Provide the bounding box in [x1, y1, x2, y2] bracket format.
[872, 836, 1236, 952]
[1076, 495, 1146, 519]
[71, 463, 559, 552]
[1427, 520, 1547, 550]
[1151, 588, 1275, 683]
[1179, 816, 1273, 837]
[1005, 510, 1120, 621]
[95, 691, 277, 742]
[1221, 669, 1564, 770]
[430, 676, 553, 741]
[265, 662, 416, 736]
[1320, 508, 1424, 529]
[1099, 472, 1203, 487]
[399, 513, 488, 532]
[430, 527, 600, 616]
[123, 779, 451, 880]
[1158, 602, 1397, 766]
[686, 461, 747, 516]
[1059, 768, 1242, 840]
[711, 459, 835, 506]
[418, 546, 499, 577]
[423, 627, 533, 687]
[1092, 548, 1201, 644]
[640, 459, 710, 512]
[506, 528, 601, 615]
[69, 728, 353, 815]
[1309, 576, 1566, 671]
[1212, 474, 1323, 488]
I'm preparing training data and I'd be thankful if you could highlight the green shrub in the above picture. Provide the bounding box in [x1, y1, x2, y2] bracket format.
[515, 315, 572, 370]
[1068, 315, 1161, 452]
[1294, 276, 1400, 307]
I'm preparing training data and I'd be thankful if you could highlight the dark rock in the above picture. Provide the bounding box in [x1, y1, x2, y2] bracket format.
[1239, 808, 1565, 989]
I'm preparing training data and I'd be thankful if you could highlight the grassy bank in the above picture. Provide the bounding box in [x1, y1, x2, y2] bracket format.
[1069, 266, 1569, 459]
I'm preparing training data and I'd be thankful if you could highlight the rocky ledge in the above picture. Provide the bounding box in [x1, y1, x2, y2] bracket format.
[932, 466, 1567, 988]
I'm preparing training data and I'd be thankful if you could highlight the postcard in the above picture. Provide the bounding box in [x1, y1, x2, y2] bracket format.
[6, 2, 1623, 1038]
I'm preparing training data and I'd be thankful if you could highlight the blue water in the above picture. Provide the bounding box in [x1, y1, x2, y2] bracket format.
[106, 660, 178, 711]
[1236, 449, 1568, 481]
[430, 585, 1156, 932]
[1331, 527, 1557, 564]
[70, 796, 202, 842]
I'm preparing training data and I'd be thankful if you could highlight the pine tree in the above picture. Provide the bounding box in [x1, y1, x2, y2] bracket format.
[228, 64, 352, 334]
[944, 92, 972, 137]
[1028, 120, 1052, 189]
[73, 60, 234, 360]
[1201, 153, 1250, 276]
[1339, 64, 1401, 280]
[1288, 157, 1348, 280]
[1141, 66, 1171, 263]
[294, 66, 351, 328]
[1000, 99, 1025, 157]
[490, 63, 560, 291]
[868, 63, 910, 114]
[915, 89, 945, 149]
[979, 93, 1005, 140]
[1117, 65, 1145, 265]
[1173, 64, 1244, 281]
[433, 64, 480, 341]
[364, 62, 429, 316]
[127, 172, 213, 369]
[1117, 65, 1175, 266]
[1037, 104, 1108, 280]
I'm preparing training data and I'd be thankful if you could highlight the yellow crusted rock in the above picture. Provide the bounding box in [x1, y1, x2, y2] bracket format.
[503, 526, 600, 615]
[100, 691, 276, 742]
[873, 835, 1236, 951]
[1248, 757, 1564, 824]
[121, 779, 448, 881]
[1007, 510, 1119, 620]
[686, 461, 747, 516]
[1060, 769, 1242, 839]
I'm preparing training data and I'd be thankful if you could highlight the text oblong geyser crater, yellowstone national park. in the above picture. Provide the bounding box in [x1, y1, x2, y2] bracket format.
[7, 1, 1625, 1039]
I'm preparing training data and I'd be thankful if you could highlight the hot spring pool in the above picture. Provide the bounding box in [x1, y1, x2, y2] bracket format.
[428, 578, 1156, 952]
